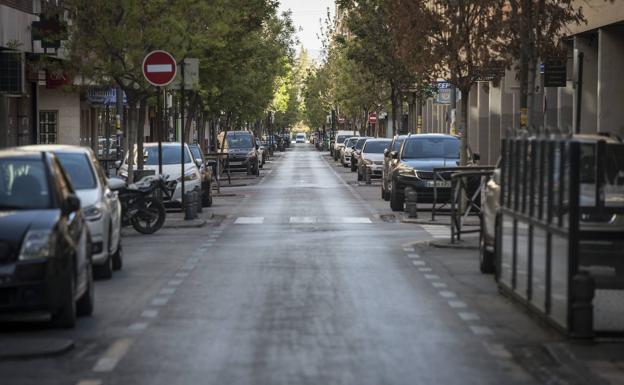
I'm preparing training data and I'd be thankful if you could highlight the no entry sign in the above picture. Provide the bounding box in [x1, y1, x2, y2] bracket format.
[142, 50, 177, 86]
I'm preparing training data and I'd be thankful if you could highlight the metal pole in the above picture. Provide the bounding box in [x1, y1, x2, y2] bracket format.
[575, 52, 584, 135]
[157, 87, 163, 176]
[180, 60, 186, 211]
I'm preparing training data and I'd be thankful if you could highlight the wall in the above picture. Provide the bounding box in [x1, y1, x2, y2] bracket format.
[38, 87, 81, 145]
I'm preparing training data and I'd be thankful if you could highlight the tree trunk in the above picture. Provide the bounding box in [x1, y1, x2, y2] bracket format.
[136, 97, 147, 170]
[459, 87, 470, 166]
[390, 84, 398, 137]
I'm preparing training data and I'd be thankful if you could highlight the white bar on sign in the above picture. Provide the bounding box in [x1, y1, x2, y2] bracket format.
[147, 64, 172, 73]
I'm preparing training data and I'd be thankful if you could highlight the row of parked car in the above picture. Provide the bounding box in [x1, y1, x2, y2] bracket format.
[330, 131, 479, 211]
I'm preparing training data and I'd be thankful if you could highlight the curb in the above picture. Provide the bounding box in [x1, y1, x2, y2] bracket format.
[430, 239, 479, 250]
[163, 219, 207, 228]
[0, 337, 74, 360]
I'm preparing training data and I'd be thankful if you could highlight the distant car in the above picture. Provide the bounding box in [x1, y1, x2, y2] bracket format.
[357, 138, 391, 181]
[295, 133, 306, 143]
[387, 134, 477, 211]
[0, 149, 94, 328]
[255, 138, 266, 168]
[188, 144, 213, 207]
[340, 136, 360, 167]
[333, 130, 360, 161]
[351, 137, 372, 172]
[22, 145, 123, 279]
[219, 131, 260, 176]
[382, 135, 408, 201]
[118, 142, 202, 204]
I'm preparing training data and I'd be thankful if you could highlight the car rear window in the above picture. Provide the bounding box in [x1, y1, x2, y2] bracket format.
[355, 138, 368, 150]
[0, 158, 51, 209]
[227, 134, 254, 149]
[402, 137, 460, 159]
[55, 153, 97, 190]
[144, 146, 191, 165]
[363, 141, 391, 154]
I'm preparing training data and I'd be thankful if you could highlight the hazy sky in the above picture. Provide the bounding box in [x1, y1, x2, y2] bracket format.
[278, 0, 335, 54]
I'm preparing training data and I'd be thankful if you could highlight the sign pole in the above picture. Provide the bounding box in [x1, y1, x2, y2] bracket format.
[180, 60, 186, 211]
[157, 87, 163, 176]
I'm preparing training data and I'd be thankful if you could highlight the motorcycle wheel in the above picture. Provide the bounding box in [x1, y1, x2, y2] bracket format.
[131, 198, 166, 234]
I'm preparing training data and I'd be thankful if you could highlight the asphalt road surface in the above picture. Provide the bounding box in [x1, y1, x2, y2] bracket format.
[0, 144, 542, 385]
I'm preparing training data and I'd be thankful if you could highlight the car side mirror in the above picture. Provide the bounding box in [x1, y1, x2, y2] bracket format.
[391, 151, 398, 160]
[473, 153, 480, 162]
[383, 149, 389, 157]
[256, 144, 260, 150]
[107, 177, 126, 191]
[64, 194, 81, 214]
[195, 159, 202, 168]
[114, 160, 122, 169]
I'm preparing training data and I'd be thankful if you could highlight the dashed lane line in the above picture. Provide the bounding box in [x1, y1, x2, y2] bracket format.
[92, 338, 133, 373]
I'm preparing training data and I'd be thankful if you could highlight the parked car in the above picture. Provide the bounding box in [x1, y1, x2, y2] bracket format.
[117, 142, 201, 205]
[351, 137, 372, 172]
[480, 134, 624, 275]
[333, 130, 360, 161]
[357, 138, 392, 181]
[340, 137, 360, 167]
[218, 131, 260, 176]
[0, 149, 94, 328]
[382, 135, 408, 201]
[295, 133, 307, 143]
[255, 138, 266, 168]
[387, 134, 478, 211]
[22, 145, 123, 279]
[188, 144, 213, 207]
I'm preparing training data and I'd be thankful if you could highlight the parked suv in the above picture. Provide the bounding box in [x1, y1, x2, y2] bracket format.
[217, 131, 260, 176]
[382, 135, 408, 201]
[387, 134, 477, 211]
[357, 138, 391, 181]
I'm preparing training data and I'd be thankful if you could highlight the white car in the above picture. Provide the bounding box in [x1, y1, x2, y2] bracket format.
[340, 137, 360, 167]
[295, 133, 306, 143]
[23, 145, 123, 279]
[118, 142, 201, 204]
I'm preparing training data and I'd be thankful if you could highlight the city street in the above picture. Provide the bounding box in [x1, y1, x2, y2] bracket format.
[3, 144, 621, 385]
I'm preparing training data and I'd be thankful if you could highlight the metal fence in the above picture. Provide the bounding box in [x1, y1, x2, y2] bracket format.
[497, 136, 624, 338]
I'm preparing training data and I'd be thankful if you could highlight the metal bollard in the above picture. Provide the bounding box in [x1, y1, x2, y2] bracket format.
[405, 187, 418, 218]
[570, 271, 595, 339]
[195, 190, 203, 214]
[184, 191, 196, 220]
[365, 168, 372, 185]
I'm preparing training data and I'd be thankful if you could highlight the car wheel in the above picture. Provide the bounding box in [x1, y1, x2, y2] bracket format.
[51, 268, 76, 328]
[479, 219, 496, 274]
[390, 180, 404, 212]
[112, 242, 123, 271]
[94, 253, 113, 280]
[77, 263, 94, 316]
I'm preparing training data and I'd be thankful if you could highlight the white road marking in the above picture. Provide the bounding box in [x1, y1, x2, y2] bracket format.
[290, 216, 316, 224]
[439, 291, 457, 298]
[448, 300, 468, 308]
[341, 217, 373, 224]
[234, 217, 264, 224]
[407, 253, 420, 259]
[431, 282, 447, 288]
[470, 325, 494, 335]
[168, 279, 183, 286]
[421, 225, 451, 239]
[93, 338, 132, 372]
[175, 272, 189, 278]
[411, 260, 426, 266]
[128, 322, 149, 332]
[424, 274, 440, 280]
[151, 297, 169, 306]
[403, 247, 415, 252]
[181, 264, 195, 271]
[141, 309, 159, 318]
[76, 380, 102, 385]
[159, 287, 176, 295]
[188, 257, 200, 263]
[458, 312, 480, 321]
[482, 342, 512, 359]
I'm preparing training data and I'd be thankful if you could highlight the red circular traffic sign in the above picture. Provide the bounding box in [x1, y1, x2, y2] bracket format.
[142, 50, 177, 86]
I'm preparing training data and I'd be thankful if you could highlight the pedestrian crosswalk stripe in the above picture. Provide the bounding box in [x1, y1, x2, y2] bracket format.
[421, 225, 451, 239]
[290, 216, 316, 223]
[341, 217, 372, 224]
[234, 217, 264, 224]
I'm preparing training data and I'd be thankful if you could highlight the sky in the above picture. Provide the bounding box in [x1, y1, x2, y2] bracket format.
[277, 0, 335, 59]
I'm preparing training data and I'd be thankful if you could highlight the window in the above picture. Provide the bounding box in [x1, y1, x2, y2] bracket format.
[0, 158, 51, 210]
[39, 111, 58, 144]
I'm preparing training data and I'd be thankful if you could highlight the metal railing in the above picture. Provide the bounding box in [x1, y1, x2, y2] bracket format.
[497, 136, 624, 338]
[449, 168, 495, 243]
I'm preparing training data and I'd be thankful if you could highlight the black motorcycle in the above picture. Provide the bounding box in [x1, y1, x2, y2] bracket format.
[112, 175, 175, 234]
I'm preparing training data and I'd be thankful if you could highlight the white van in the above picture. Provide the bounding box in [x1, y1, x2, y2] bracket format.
[333, 130, 360, 160]
[295, 133, 306, 143]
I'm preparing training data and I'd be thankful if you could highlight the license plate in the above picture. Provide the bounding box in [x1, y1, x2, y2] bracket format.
[426, 180, 451, 188]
